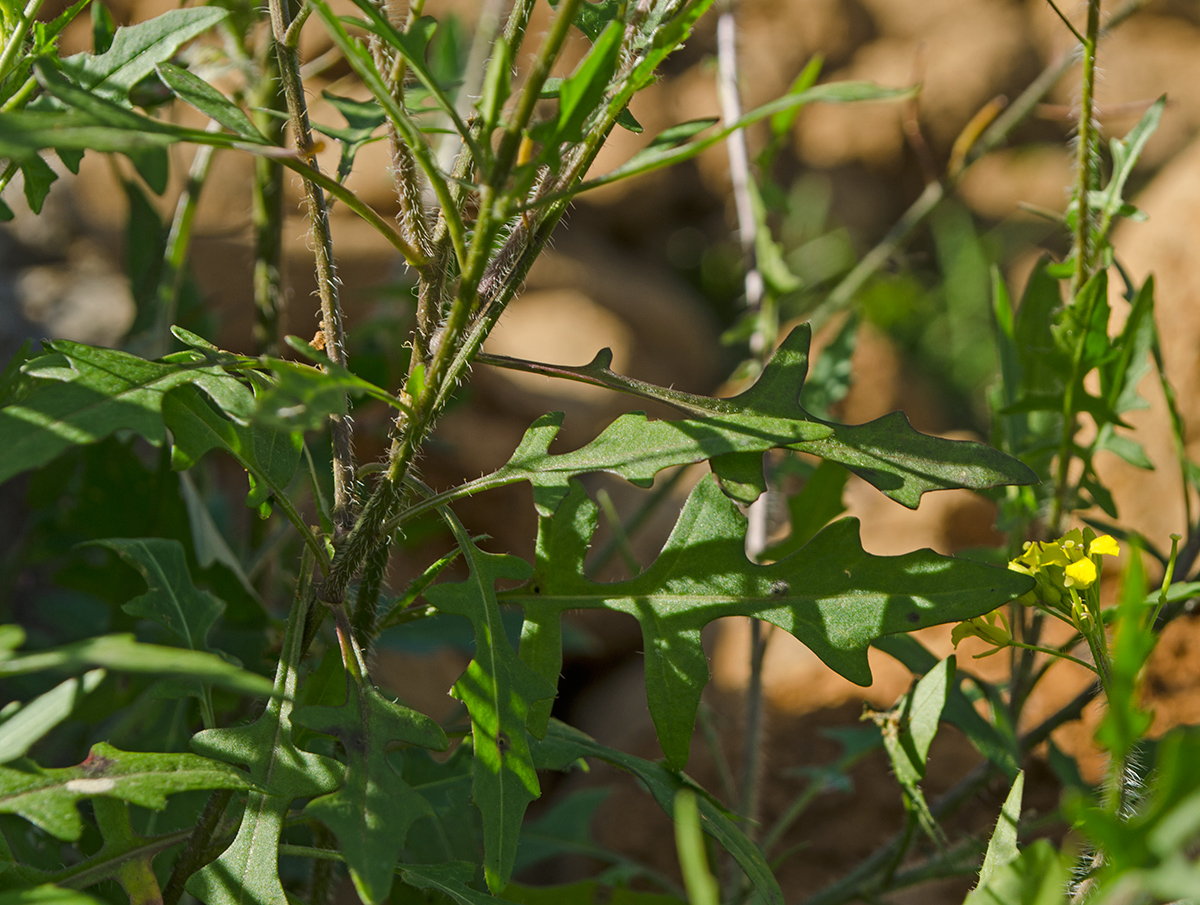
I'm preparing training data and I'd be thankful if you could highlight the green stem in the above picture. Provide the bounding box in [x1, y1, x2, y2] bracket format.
[0, 0, 43, 84]
[251, 43, 285, 357]
[1070, 0, 1102, 299]
[151, 127, 219, 358]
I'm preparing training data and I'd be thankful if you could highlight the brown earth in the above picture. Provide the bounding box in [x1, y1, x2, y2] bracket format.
[4, 0, 1200, 902]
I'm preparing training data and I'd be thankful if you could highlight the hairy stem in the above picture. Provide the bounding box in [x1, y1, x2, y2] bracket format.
[269, 0, 356, 532]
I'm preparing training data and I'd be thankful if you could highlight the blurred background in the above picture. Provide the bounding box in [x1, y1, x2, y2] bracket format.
[4, 0, 1200, 900]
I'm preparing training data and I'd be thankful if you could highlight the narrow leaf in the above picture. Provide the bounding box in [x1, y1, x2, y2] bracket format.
[978, 771, 1025, 889]
[0, 632, 273, 696]
[0, 670, 105, 764]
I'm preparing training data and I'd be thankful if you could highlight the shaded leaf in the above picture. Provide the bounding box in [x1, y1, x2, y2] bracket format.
[0, 341, 250, 485]
[531, 720, 783, 905]
[502, 882, 684, 905]
[93, 538, 222, 652]
[506, 477, 1030, 767]
[164, 382, 302, 513]
[0, 887, 105, 904]
[424, 515, 558, 893]
[0, 743, 251, 840]
[188, 601, 341, 905]
[293, 677, 447, 904]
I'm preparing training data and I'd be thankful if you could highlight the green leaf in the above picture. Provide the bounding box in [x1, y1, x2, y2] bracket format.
[531, 720, 783, 905]
[552, 20, 623, 144]
[0, 886, 104, 904]
[1095, 97, 1164, 240]
[314, 92, 386, 184]
[876, 658, 952, 849]
[0, 631, 273, 696]
[473, 325, 1034, 515]
[886, 657, 954, 786]
[254, 339, 412, 432]
[59, 7, 229, 104]
[398, 863, 499, 905]
[977, 771, 1024, 890]
[963, 839, 1067, 905]
[293, 678, 447, 904]
[188, 600, 341, 905]
[0, 743, 252, 840]
[0, 341, 250, 485]
[675, 790, 719, 905]
[761, 460, 848, 560]
[19, 154, 57, 214]
[506, 477, 1030, 767]
[502, 882, 684, 905]
[564, 80, 915, 200]
[155, 63, 264, 140]
[872, 634, 1019, 780]
[1101, 275, 1155, 418]
[0, 670, 105, 764]
[163, 383, 303, 513]
[92, 538, 222, 652]
[1095, 542, 1155, 763]
[423, 515, 558, 893]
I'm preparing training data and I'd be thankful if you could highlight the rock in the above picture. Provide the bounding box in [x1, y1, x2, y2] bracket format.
[1042, 15, 1200, 168]
[957, 144, 1075, 220]
[796, 4, 1036, 168]
[1094, 134, 1200, 551]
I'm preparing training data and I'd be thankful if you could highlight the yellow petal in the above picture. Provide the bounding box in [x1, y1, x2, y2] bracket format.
[1064, 558, 1097, 588]
[1089, 535, 1120, 557]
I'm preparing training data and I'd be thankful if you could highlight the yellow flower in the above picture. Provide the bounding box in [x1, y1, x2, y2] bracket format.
[1010, 529, 1119, 597]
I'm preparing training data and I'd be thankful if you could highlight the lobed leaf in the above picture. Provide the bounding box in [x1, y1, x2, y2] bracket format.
[293, 678, 447, 904]
[58, 7, 229, 105]
[93, 538, 222, 652]
[164, 383, 303, 513]
[188, 600, 341, 905]
[0, 743, 251, 841]
[505, 477, 1031, 768]
[0, 341, 251, 486]
[423, 514, 558, 893]
[474, 324, 1035, 515]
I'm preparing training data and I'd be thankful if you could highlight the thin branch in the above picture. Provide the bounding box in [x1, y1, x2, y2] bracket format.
[269, 0, 356, 533]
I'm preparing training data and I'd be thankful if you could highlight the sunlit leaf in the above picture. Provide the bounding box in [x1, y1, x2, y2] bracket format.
[505, 478, 1030, 767]
[423, 514, 558, 893]
[58, 7, 229, 104]
[0, 341, 251, 485]
[0, 743, 251, 840]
